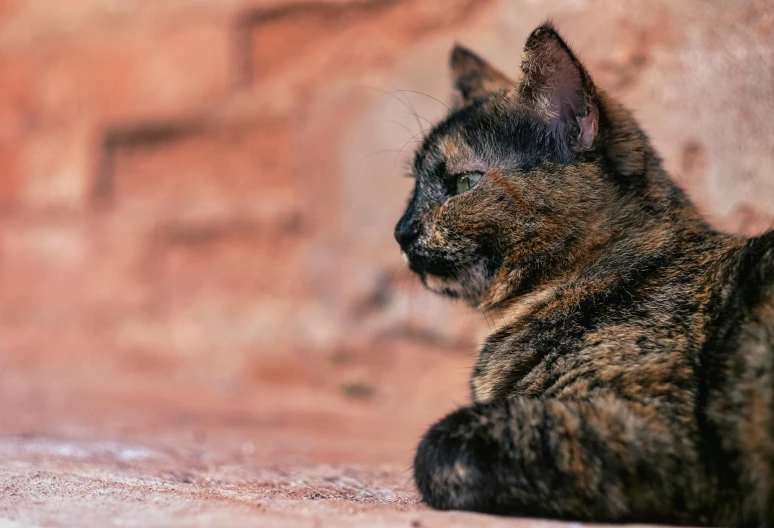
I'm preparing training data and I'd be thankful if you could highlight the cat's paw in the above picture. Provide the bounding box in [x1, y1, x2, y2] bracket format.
[413, 403, 507, 512]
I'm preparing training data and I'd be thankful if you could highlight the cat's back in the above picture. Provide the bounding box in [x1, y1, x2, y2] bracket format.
[703, 229, 774, 346]
[700, 229, 774, 524]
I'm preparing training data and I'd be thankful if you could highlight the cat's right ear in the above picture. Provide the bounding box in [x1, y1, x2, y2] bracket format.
[450, 45, 513, 106]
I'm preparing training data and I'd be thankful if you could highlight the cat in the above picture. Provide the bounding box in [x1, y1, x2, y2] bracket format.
[394, 22, 774, 527]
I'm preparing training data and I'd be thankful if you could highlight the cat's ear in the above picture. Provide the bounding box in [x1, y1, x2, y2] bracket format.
[518, 23, 598, 150]
[450, 45, 514, 105]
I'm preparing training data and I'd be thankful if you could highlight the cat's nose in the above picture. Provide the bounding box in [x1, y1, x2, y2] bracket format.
[394, 222, 419, 248]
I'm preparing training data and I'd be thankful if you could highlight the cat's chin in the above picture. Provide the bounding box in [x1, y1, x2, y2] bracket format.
[423, 274, 463, 298]
[421, 259, 490, 306]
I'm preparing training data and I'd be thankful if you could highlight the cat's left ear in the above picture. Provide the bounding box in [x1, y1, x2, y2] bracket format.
[450, 45, 514, 105]
[517, 23, 598, 150]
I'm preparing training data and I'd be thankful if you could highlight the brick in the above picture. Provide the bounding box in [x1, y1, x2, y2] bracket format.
[0, 0, 112, 41]
[0, 53, 35, 207]
[241, 0, 489, 88]
[1, 0, 774, 380]
[108, 118, 301, 226]
[101, 116, 317, 358]
[111, 224, 322, 362]
[17, 121, 97, 211]
[0, 0, 305, 44]
[148, 223, 308, 299]
[0, 141, 20, 207]
[0, 15, 232, 210]
[0, 215, 148, 310]
[17, 17, 231, 123]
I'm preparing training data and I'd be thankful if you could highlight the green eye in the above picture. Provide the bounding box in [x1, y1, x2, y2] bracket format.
[455, 172, 483, 194]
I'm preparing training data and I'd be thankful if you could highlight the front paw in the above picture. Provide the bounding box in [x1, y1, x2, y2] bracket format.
[413, 403, 507, 512]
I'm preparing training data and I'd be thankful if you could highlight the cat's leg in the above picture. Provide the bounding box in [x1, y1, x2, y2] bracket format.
[414, 394, 708, 523]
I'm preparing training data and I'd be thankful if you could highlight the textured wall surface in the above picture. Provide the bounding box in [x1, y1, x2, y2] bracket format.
[0, 0, 774, 372]
[2, 0, 773, 376]
[1, 1, 774, 525]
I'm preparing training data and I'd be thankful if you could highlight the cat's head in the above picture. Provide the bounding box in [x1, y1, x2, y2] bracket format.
[395, 23, 617, 307]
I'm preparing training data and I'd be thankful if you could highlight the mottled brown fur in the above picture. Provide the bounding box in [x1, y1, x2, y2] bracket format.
[394, 22, 774, 526]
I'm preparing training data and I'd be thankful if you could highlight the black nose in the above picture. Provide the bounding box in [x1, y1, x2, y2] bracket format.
[394, 222, 419, 248]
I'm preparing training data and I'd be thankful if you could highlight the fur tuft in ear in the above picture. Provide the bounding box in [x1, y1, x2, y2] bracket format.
[450, 45, 513, 105]
[518, 22, 598, 150]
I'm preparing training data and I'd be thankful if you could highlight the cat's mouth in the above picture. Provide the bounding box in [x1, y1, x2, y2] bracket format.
[401, 242, 501, 305]
[422, 274, 463, 299]
[404, 250, 457, 278]
[419, 258, 494, 304]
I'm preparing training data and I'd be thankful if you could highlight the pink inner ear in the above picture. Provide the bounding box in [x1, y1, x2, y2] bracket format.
[519, 28, 599, 150]
[577, 99, 598, 149]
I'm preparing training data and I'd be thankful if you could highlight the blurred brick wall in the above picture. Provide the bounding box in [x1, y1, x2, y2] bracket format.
[1, 0, 773, 381]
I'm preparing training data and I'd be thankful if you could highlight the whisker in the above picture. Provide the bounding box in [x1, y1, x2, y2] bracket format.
[396, 111, 435, 128]
[382, 119, 415, 138]
[388, 83, 425, 134]
[394, 129, 432, 169]
[392, 89, 451, 114]
[361, 85, 423, 134]
[482, 308, 493, 333]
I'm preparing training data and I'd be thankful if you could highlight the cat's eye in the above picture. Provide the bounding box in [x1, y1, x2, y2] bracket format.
[455, 171, 483, 194]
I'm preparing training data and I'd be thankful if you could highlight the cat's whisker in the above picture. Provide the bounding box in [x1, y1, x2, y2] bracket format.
[391, 89, 451, 114]
[361, 84, 415, 112]
[382, 119, 415, 138]
[394, 129, 432, 169]
[361, 84, 426, 135]
[396, 110, 435, 129]
[388, 83, 425, 134]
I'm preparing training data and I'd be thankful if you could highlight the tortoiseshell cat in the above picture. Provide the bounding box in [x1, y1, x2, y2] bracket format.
[394, 22, 774, 527]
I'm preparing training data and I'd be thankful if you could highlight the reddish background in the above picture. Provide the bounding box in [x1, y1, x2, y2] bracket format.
[1, 1, 774, 525]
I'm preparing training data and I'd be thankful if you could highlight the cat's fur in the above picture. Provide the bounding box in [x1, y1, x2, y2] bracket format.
[394, 22, 774, 526]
